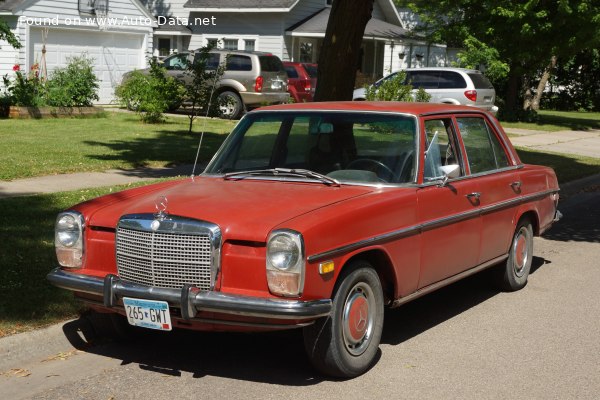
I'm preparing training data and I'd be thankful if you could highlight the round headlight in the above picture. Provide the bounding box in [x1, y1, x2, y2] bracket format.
[56, 214, 80, 247]
[267, 234, 300, 271]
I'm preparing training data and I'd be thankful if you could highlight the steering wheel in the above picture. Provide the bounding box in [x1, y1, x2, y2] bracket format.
[396, 150, 415, 183]
[346, 158, 398, 182]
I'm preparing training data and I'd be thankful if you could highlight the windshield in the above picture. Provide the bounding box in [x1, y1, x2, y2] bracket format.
[205, 111, 418, 185]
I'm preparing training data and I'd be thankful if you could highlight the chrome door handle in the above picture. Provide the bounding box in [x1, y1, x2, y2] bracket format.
[466, 192, 481, 199]
[510, 181, 522, 190]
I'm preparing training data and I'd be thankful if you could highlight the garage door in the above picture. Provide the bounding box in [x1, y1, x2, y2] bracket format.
[29, 28, 145, 104]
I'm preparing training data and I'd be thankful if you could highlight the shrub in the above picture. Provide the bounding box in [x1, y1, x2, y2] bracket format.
[2, 64, 46, 107]
[365, 71, 431, 102]
[115, 58, 185, 123]
[46, 55, 99, 107]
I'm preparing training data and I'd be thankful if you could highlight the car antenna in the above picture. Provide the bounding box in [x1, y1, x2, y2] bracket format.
[191, 62, 221, 180]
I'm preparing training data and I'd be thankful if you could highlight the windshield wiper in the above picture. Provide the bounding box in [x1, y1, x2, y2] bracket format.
[224, 168, 340, 186]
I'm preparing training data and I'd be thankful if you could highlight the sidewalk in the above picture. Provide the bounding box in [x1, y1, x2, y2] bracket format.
[506, 128, 600, 159]
[0, 164, 194, 199]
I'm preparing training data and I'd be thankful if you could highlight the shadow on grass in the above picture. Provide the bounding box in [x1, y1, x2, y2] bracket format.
[516, 148, 600, 184]
[538, 113, 600, 131]
[82, 129, 228, 170]
[0, 187, 156, 332]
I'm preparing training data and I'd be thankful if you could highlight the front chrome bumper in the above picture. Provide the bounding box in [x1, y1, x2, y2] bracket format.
[47, 268, 331, 321]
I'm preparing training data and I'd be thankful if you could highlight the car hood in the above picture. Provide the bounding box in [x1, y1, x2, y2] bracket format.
[86, 176, 375, 242]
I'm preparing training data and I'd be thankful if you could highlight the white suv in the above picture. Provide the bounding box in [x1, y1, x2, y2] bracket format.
[353, 67, 498, 114]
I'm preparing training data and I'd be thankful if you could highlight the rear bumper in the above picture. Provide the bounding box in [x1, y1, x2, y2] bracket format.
[241, 92, 289, 107]
[47, 268, 331, 321]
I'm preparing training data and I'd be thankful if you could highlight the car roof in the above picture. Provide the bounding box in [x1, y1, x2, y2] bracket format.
[254, 101, 490, 116]
[402, 67, 482, 74]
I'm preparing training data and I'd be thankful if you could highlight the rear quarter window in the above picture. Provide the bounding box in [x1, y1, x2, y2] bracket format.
[259, 56, 285, 72]
[467, 73, 494, 89]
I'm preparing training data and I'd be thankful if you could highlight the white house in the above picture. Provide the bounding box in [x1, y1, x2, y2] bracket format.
[0, 0, 156, 103]
[1, 0, 453, 103]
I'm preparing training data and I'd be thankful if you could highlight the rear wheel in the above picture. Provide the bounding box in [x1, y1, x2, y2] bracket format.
[496, 218, 534, 291]
[303, 261, 384, 378]
[217, 91, 244, 119]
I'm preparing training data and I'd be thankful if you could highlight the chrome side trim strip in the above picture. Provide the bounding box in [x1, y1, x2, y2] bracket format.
[390, 254, 509, 308]
[47, 268, 331, 320]
[307, 188, 559, 263]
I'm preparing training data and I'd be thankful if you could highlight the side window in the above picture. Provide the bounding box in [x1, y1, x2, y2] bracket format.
[438, 71, 467, 89]
[192, 53, 220, 70]
[226, 55, 252, 71]
[162, 54, 187, 70]
[457, 117, 510, 174]
[285, 66, 299, 78]
[408, 71, 440, 89]
[423, 118, 463, 181]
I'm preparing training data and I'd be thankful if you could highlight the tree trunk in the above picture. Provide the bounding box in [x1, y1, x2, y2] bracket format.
[522, 75, 533, 110]
[313, 0, 374, 102]
[531, 55, 557, 111]
[505, 69, 521, 112]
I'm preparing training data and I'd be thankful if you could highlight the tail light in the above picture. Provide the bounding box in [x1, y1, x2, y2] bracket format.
[304, 80, 311, 92]
[254, 76, 264, 92]
[464, 90, 477, 102]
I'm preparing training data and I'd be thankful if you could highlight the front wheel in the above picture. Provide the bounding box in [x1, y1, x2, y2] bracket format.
[496, 218, 534, 291]
[303, 262, 384, 378]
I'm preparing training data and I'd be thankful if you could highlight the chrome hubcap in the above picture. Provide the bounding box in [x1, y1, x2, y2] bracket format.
[513, 227, 530, 277]
[342, 282, 375, 356]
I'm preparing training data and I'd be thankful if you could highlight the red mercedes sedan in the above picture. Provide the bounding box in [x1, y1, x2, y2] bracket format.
[48, 102, 560, 378]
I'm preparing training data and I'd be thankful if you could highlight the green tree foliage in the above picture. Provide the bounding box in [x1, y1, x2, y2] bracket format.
[399, 0, 600, 114]
[544, 49, 600, 111]
[0, 19, 21, 49]
[365, 71, 431, 102]
[46, 56, 100, 107]
[181, 44, 226, 134]
[115, 59, 185, 123]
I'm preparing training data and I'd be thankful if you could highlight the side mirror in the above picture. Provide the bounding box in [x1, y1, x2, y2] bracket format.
[440, 164, 460, 179]
[437, 164, 460, 187]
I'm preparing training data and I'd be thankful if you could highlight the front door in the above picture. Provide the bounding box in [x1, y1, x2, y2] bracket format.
[417, 117, 482, 288]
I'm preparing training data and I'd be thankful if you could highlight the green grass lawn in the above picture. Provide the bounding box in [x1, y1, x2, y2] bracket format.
[501, 110, 600, 132]
[0, 112, 235, 180]
[0, 182, 172, 337]
[516, 147, 600, 183]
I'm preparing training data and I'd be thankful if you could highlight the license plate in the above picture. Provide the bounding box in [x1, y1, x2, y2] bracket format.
[123, 297, 172, 331]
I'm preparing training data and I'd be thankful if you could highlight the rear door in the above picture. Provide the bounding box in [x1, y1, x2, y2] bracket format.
[467, 72, 496, 109]
[454, 114, 519, 264]
[259, 55, 288, 94]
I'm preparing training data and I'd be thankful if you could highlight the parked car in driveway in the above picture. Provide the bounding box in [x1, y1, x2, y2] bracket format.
[283, 62, 317, 102]
[48, 102, 560, 378]
[353, 68, 498, 114]
[134, 49, 289, 118]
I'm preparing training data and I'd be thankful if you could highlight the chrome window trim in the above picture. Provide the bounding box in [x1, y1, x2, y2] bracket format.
[417, 165, 523, 188]
[307, 188, 559, 263]
[116, 214, 222, 290]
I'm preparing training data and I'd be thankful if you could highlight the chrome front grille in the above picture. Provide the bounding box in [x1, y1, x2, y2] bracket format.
[115, 215, 221, 290]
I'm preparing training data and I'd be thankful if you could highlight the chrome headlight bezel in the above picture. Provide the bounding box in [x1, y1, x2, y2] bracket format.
[266, 229, 305, 297]
[55, 211, 85, 268]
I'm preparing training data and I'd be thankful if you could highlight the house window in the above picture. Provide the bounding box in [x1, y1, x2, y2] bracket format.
[158, 38, 171, 58]
[207, 38, 219, 48]
[326, 0, 333, 4]
[244, 39, 256, 52]
[223, 39, 239, 50]
[300, 41, 313, 63]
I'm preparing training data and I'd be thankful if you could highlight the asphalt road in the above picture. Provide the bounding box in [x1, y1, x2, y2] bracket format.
[1, 188, 599, 400]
